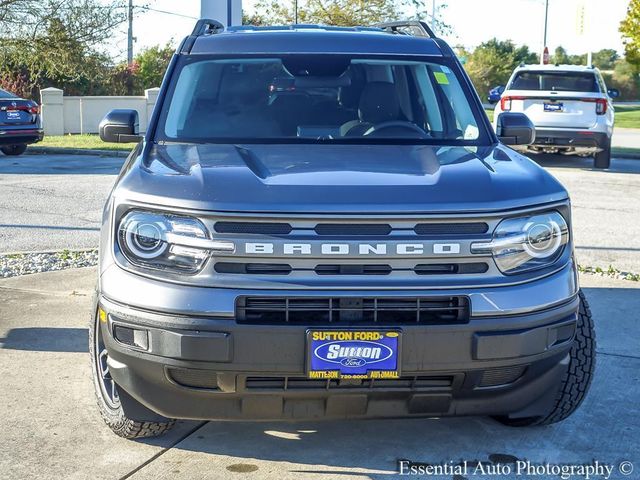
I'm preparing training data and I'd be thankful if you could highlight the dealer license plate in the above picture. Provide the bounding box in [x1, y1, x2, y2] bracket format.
[307, 330, 400, 379]
[544, 102, 563, 112]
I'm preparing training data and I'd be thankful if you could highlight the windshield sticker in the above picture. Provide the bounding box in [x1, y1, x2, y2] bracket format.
[434, 71, 450, 85]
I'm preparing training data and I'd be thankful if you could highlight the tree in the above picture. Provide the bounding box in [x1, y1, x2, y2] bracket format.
[620, 0, 640, 67]
[464, 39, 537, 96]
[554, 46, 570, 65]
[135, 44, 174, 90]
[592, 49, 619, 70]
[0, 0, 124, 98]
[246, 0, 450, 35]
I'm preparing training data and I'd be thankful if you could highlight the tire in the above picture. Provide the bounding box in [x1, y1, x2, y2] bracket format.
[594, 142, 611, 169]
[1, 144, 27, 156]
[496, 290, 595, 427]
[89, 298, 175, 439]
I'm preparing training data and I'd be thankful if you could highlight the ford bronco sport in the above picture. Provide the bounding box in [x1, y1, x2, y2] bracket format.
[92, 20, 594, 438]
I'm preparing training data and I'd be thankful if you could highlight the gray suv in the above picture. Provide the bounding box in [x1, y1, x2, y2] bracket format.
[92, 20, 595, 438]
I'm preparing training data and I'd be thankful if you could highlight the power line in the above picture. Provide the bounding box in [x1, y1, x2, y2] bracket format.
[137, 5, 198, 20]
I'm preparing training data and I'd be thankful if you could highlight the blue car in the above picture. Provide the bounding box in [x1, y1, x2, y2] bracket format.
[488, 85, 505, 104]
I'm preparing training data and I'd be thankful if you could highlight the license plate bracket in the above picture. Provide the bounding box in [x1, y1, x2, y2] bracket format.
[306, 329, 401, 379]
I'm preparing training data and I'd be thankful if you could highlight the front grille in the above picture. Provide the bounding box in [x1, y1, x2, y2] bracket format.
[236, 296, 469, 325]
[215, 262, 293, 275]
[214, 262, 488, 276]
[315, 223, 392, 236]
[214, 221, 292, 235]
[314, 264, 392, 275]
[414, 222, 489, 235]
[244, 375, 454, 391]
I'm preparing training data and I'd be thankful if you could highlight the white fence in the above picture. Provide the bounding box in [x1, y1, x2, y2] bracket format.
[39, 87, 160, 136]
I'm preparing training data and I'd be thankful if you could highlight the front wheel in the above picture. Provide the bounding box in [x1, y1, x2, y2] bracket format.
[1, 144, 27, 156]
[496, 290, 595, 427]
[90, 300, 175, 439]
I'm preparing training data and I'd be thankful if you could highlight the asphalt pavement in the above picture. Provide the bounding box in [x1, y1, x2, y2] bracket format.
[0, 268, 637, 479]
[1, 151, 639, 274]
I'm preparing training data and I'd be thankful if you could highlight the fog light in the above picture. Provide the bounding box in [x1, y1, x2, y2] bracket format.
[113, 324, 149, 350]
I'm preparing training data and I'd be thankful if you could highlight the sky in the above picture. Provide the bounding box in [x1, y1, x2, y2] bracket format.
[114, 0, 631, 61]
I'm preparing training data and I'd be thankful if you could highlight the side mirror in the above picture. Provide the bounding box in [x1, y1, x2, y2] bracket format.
[496, 112, 535, 146]
[99, 109, 142, 143]
[607, 88, 620, 99]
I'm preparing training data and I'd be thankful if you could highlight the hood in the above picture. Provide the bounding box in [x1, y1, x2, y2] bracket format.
[116, 143, 568, 214]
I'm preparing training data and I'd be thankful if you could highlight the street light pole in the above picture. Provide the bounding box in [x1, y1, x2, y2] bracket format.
[127, 0, 134, 65]
[294, 0, 298, 24]
[541, 0, 549, 64]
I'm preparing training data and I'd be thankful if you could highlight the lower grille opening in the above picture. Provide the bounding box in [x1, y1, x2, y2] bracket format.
[415, 262, 488, 275]
[315, 264, 392, 275]
[479, 366, 527, 387]
[167, 368, 219, 390]
[236, 296, 470, 325]
[215, 262, 292, 275]
[244, 375, 454, 391]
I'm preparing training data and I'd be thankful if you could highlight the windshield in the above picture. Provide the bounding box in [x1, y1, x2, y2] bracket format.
[509, 71, 599, 92]
[156, 55, 486, 144]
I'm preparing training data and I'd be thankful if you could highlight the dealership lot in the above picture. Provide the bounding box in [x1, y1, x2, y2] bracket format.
[0, 152, 639, 479]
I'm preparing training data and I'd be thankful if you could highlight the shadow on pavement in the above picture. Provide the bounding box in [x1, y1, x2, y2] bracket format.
[532, 153, 640, 174]
[0, 327, 88, 352]
[0, 155, 125, 175]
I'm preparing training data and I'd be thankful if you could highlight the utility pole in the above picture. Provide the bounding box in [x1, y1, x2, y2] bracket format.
[432, 0, 436, 26]
[541, 0, 549, 64]
[127, 0, 134, 65]
[294, 0, 298, 24]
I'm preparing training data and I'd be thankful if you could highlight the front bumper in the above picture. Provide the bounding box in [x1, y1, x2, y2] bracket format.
[98, 262, 580, 421]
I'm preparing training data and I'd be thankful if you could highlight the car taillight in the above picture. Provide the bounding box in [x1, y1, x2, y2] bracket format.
[582, 98, 607, 115]
[500, 96, 525, 112]
[28, 105, 40, 115]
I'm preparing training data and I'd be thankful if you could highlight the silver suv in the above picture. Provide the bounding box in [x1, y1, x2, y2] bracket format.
[493, 64, 618, 168]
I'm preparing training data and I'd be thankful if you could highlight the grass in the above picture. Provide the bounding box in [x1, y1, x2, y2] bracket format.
[613, 105, 640, 129]
[36, 134, 133, 151]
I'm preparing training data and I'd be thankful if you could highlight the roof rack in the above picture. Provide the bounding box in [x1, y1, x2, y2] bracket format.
[375, 20, 435, 38]
[191, 18, 225, 36]
[226, 24, 382, 33]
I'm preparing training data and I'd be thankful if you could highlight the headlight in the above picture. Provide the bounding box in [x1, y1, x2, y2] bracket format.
[471, 211, 569, 274]
[117, 210, 234, 274]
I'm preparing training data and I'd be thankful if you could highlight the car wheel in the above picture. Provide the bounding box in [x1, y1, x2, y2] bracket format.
[89, 295, 175, 439]
[594, 143, 611, 169]
[495, 290, 595, 427]
[1, 144, 28, 156]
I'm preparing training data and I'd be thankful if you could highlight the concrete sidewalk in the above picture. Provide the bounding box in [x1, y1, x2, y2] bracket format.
[0, 268, 638, 479]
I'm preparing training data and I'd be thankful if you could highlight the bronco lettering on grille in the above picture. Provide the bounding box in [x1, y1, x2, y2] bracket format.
[245, 243, 461, 255]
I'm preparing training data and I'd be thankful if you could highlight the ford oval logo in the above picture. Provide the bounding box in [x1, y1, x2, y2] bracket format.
[340, 357, 366, 367]
[313, 340, 393, 366]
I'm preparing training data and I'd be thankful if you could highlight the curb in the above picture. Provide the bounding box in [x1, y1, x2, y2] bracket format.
[26, 146, 130, 158]
[1, 248, 98, 256]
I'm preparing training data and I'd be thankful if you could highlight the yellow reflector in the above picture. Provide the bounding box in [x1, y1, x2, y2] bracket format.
[99, 308, 107, 323]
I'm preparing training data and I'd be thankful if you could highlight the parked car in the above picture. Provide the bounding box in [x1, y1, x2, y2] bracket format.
[493, 64, 618, 168]
[0, 88, 43, 155]
[487, 85, 505, 104]
[92, 20, 594, 439]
